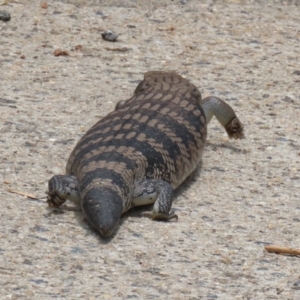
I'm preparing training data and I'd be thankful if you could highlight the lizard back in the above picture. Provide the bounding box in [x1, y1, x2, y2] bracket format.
[66, 71, 207, 212]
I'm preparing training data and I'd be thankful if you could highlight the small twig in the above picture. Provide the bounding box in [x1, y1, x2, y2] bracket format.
[105, 47, 131, 52]
[6, 189, 45, 202]
[0, 0, 19, 5]
[265, 245, 300, 256]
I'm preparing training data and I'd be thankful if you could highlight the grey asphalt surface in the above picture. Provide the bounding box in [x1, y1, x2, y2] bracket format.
[1, 1, 300, 299]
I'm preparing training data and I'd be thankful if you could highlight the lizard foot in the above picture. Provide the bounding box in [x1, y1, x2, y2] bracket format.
[143, 211, 178, 222]
[225, 117, 244, 139]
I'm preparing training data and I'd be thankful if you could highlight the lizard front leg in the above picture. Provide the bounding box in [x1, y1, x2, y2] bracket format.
[133, 179, 178, 221]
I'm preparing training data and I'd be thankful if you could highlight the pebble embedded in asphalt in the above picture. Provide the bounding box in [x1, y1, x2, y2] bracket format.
[0, 10, 10, 22]
[101, 30, 118, 42]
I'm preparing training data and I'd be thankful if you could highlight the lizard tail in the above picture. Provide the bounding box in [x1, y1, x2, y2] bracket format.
[81, 187, 123, 238]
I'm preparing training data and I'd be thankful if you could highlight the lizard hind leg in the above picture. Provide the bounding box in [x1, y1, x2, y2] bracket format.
[46, 175, 80, 207]
[133, 179, 178, 221]
[81, 187, 123, 238]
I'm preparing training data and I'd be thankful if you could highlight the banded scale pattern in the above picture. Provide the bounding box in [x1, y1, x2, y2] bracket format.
[67, 72, 206, 207]
[47, 71, 244, 238]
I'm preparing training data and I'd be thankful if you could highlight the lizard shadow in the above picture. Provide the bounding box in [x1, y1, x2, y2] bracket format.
[206, 141, 245, 154]
[127, 141, 243, 218]
[125, 161, 203, 219]
[124, 141, 243, 223]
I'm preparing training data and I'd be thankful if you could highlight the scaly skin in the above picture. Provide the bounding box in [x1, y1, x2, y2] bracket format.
[47, 71, 244, 238]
